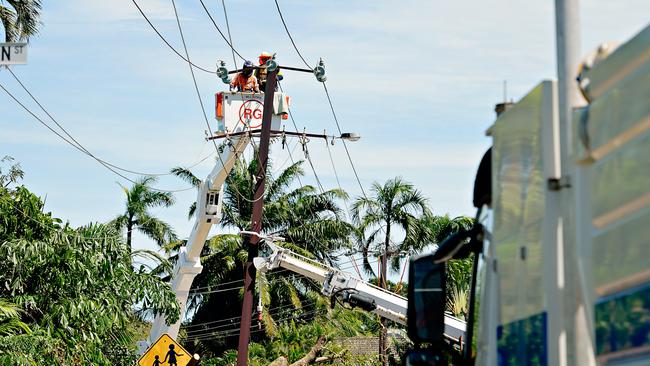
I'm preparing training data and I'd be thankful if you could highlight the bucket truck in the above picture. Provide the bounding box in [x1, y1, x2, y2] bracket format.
[141, 91, 286, 350]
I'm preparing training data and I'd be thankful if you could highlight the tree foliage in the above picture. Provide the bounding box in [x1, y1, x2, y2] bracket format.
[111, 176, 177, 251]
[0, 170, 180, 364]
[175, 156, 355, 358]
[0, 0, 42, 42]
[205, 307, 381, 366]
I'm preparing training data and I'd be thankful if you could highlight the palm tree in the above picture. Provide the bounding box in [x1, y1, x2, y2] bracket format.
[170, 166, 201, 219]
[111, 176, 177, 252]
[0, 0, 42, 42]
[171, 157, 353, 264]
[173, 157, 354, 356]
[351, 177, 429, 366]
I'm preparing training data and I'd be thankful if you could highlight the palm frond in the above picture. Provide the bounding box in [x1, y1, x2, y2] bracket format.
[170, 167, 201, 188]
[5, 0, 42, 42]
[135, 214, 177, 246]
[0, 6, 18, 42]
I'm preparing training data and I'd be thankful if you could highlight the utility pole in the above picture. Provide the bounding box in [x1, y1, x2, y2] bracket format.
[236, 68, 278, 366]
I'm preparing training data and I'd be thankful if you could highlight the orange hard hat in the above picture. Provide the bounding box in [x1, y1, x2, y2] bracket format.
[258, 51, 272, 65]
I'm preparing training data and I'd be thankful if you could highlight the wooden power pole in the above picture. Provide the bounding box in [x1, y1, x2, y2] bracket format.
[236, 68, 279, 366]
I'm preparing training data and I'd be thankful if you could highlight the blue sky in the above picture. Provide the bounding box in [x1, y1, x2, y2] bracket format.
[1, 0, 648, 265]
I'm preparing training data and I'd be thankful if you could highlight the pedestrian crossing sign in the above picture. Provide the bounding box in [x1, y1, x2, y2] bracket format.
[138, 334, 192, 366]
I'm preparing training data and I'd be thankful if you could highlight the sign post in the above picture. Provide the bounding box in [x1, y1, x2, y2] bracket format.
[0, 43, 28, 65]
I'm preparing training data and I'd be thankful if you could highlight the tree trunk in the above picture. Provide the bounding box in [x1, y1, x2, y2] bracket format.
[268, 356, 289, 366]
[288, 335, 326, 366]
[126, 220, 133, 253]
[126, 215, 133, 253]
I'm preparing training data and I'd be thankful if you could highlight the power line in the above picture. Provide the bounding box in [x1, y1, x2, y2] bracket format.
[285, 140, 304, 188]
[182, 299, 312, 330]
[170, 0, 218, 151]
[0, 80, 193, 193]
[184, 308, 326, 341]
[271, 0, 369, 198]
[184, 302, 317, 334]
[273, 0, 312, 69]
[270, 1, 382, 282]
[220, 0, 238, 69]
[277, 82, 325, 193]
[301, 139, 325, 193]
[130, 0, 217, 74]
[276, 82, 364, 278]
[322, 83, 367, 197]
[0, 195, 176, 247]
[167, 0, 265, 204]
[169, 0, 260, 206]
[197, 0, 246, 62]
[272, 139, 300, 176]
[187, 268, 292, 294]
[6, 68, 214, 177]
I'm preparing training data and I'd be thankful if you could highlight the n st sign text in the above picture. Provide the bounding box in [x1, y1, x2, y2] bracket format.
[1, 43, 27, 65]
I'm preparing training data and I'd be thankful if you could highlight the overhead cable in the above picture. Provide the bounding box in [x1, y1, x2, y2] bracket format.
[130, 0, 217, 74]
[322, 83, 367, 197]
[273, 0, 312, 69]
[0, 81, 193, 193]
[7, 68, 212, 177]
[220, 0, 238, 69]
[169, 0, 259, 205]
[197, 0, 246, 62]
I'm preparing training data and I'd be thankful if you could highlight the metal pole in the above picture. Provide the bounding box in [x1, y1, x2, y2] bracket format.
[235, 69, 278, 366]
[555, 1, 593, 365]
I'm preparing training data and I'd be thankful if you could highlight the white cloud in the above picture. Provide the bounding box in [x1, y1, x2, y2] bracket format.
[49, 0, 178, 23]
[4, 0, 649, 250]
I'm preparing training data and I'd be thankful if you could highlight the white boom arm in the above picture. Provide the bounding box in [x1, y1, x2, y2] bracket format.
[147, 135, 250, 344]
[253, 242, 467, 341]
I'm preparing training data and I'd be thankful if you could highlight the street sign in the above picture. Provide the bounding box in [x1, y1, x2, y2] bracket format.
[0, 43, 27, 65]
[138, 334, 192, 366]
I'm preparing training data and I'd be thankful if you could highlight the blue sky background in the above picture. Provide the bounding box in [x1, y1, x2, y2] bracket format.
[1, 0, 648, 273]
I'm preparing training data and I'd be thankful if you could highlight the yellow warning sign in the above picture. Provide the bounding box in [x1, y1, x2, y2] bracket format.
[138, 334, 192, 366]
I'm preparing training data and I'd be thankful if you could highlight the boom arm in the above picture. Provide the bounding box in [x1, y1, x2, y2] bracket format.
[254, 241, 466, 341]
[148, 135, 250, 344]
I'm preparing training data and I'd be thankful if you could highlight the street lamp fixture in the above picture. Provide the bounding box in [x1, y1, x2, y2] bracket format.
[340, 132, 361, 142]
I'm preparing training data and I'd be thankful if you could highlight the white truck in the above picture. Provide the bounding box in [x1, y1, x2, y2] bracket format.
[477, 21, 650, 366]
[415, 21, 650, 366]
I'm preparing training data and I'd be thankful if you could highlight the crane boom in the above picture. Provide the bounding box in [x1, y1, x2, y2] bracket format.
[140, 91, 288, 351]
[254, 241, 467, 341]
[148, 135, 250, 343]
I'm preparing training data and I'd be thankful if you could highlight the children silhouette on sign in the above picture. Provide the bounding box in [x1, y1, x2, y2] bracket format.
[152, 355, 163, 366]
[162, 344, 184, 366]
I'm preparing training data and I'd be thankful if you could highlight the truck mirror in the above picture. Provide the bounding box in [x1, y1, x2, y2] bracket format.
[407, 254, 446, 344]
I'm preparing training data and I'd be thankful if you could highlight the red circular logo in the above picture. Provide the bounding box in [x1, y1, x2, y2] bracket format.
[238, 99, 264, 129]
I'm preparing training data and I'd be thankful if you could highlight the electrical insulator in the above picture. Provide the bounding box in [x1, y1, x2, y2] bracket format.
[216, 60, 231, 84]
[313, 59, 327, 83]
[265, 57, 278, 73]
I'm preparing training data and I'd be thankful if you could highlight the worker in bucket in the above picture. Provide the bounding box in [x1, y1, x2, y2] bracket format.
[230, 60, 260, 93]
[256, 51, 283, 91]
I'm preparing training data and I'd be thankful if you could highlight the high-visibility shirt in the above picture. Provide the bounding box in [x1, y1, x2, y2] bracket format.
[230, 73, 260, 92]
[255, 66, 283, 91]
